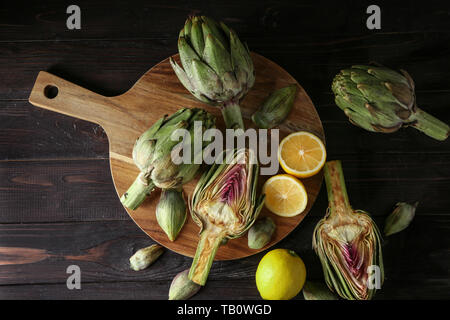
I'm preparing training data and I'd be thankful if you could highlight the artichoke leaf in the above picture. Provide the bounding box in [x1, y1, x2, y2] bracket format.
[170, 58, 196, 93]
[190, 17, 205, 55]
[202, 34, 233, 77]
[178, 36, 201, 79]
[191, 59, 223, 100]
[230, 29, 253, 75]
[201, 16, 229, 50]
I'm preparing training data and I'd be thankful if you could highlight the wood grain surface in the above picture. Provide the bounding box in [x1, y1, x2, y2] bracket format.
[1, 0, 450, 300]
[28, 53, 325, 260]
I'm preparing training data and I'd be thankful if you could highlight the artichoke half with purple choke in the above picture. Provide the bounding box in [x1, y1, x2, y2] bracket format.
[188, 149, 265, 285]
[313, 160, 384, 300]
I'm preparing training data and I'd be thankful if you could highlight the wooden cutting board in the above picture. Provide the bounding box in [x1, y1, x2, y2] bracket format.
[28, 53, 325, 260]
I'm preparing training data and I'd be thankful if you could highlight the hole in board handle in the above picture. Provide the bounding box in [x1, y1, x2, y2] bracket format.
[44, 85, 58, 99]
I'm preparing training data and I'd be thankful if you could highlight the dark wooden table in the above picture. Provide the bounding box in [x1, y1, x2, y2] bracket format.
[1, 0, 449, 300]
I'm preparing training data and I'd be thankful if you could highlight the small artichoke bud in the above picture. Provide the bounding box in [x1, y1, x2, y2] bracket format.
[156, 188, 187, 241]
[129, 244, 164, 271]
[169, 269, 201, 300]
[384, 202, 418, 236]
[248, 216, 276, 249]
[251, 84, 297, 129]
[302, 281, 338, 300]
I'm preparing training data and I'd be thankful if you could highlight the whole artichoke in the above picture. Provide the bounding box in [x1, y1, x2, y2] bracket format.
[188, 149, 265, 285]
[170, 16, 254, 130]
[121, 108, 215, 210]
[332, 65, 449, 141]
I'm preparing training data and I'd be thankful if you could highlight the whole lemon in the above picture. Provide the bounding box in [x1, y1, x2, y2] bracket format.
[255, 249, 306, 300]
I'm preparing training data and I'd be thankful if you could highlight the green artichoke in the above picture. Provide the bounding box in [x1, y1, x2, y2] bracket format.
[156, 188, 187, 241]
[188, 149, 265, 285]
[302, 281, 339, 300]
[169, 269, 201, 300]
[251, 84, 297, 129]
[247, 216, 276, 249]
[313, 160, 384, 300]
[332, 65, 449, 141]
[384, 201, 418, 236]
[121, 108, 215, 210]
[170, 16, 254, 130]
[129, 244, 164, 271]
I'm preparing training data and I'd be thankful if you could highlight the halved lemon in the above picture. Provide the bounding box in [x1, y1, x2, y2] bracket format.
[263, 174, 308, 217]
[278, 131, 326, 178]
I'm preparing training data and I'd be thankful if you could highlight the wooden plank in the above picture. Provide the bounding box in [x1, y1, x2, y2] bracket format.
[0, 40, 174, 101]
[2, 277, 447, 300]
[1, 33, 450, 101]
[0, 280, 261, 300]
[0, 98, 449, 162]
[1, 0, 450, 42]
[0, 278, 447, 301]
[0, 159, 126, 222]
[0, 154, 448, 223]
[321, 155, 450, 217]
[0, 220, 282, 286]
[1, 277, 448, 300]
[0, 101, 109, 160]
[0, 216, 448, 299]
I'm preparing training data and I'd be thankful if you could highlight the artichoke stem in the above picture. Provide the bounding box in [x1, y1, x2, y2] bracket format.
[120, 175, 155, 210]
[323, 160, 352, 217]
[189, 227, 226, 286]
[411, 108, 449, 141]
[221, 101, 245, 130]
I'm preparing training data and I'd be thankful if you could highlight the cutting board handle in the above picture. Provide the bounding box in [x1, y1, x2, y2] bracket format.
[28, 71, 128, 128]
